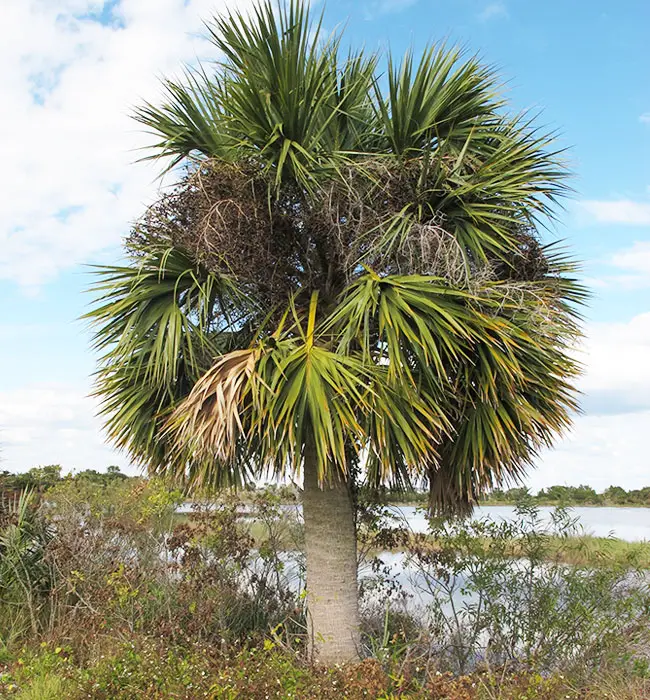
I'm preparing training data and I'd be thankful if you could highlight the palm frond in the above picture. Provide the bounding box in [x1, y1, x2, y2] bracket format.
[166, 348, 260, 465]
[86, 246, 252, 473]
[88, 0, 587, 516]
[374, 44, 503, 156]
[133, 68, 235, 172]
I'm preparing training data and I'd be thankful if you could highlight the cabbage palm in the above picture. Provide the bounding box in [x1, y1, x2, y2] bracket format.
[88, 0, 584, 663]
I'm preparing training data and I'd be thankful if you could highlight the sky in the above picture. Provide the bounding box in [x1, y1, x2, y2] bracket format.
[1, 0, 649, 492]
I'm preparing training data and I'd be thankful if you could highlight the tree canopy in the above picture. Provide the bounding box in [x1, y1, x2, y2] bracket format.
[87, 0, 586, 515]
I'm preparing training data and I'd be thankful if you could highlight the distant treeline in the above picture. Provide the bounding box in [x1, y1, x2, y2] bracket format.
[3, 468, 650, 507]
[0, 465, 129, 495]
[0, 466, 300, 503]
[362, 484, 650, 508]
[485, 485, 650, 507]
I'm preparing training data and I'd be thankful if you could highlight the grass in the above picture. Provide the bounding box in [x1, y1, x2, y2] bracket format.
[178, 511, 650, 567]
[391, 532, 650, 568]
[519, 534, 650, 567]
[13, 675, 72, 700]
[2, 641, 649, 699]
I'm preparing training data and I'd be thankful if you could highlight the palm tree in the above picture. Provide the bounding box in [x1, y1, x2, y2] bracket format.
[88, 1, 585, 663]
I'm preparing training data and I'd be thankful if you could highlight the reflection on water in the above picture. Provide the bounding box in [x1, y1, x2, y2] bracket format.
[396, 505, 650, 542]
[179, 503, 650, 542]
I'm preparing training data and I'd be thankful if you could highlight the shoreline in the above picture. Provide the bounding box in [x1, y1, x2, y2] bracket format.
[383, 501, 650, 509]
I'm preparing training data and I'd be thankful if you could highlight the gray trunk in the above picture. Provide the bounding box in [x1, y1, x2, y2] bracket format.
[302, 444, 361, 663]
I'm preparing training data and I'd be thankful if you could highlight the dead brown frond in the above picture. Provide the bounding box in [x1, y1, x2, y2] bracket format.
[127, 158, 560, 316]
[166, 347, 260, 464]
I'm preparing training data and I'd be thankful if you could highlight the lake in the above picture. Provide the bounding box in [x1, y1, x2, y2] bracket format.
[181, 502, 650, 542]
[272, 504, 650, 542]
[393, 505, 650, 542]
[222, 501, 650, 607]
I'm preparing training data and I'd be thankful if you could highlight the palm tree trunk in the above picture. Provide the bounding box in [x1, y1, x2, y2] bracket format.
[302, 444, 361, 663]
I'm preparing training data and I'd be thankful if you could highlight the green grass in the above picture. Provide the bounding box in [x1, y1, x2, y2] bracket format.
[179, 511, 650, 567]
[13, 674, 72, 700]
[421, 533, 650, 567]
[531, 534, 650, 567]
[359, 531, 650, 568]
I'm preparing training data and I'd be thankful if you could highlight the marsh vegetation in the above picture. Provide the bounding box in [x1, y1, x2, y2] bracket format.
[1, 476, 649, 698]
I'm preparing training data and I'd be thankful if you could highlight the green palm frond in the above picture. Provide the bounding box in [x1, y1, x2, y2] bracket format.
[426, 272, 583, 515]
[134, 69, 235, 172]
[135, 1, 378, 191]
[167, 294, 372, 483]
[86, 245, 253, 473]
[327, 274, 471, 360]
[374, 44, 503, 156]
[363, 372, 445, 490]
[88, 0, 587, 515]
[325, 267, 584, 511]
[0, 490, 53, 608]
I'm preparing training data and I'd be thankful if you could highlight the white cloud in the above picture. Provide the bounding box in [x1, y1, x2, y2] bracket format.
[478, 2, 508, 22]
[0, 384, 134, 474]
[589, 240, 650, 289]
[577, 312, 650, 415]
[527, 312, 650, 489]
[640, 112, 650, 124]
[580, 199, 650, 225]
[0, 0, 252, 288]
[531, 411, 650, 491]
[610, 241, 650, 276]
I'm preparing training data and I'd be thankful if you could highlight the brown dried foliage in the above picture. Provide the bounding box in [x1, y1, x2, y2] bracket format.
[127, 159, 551, 313]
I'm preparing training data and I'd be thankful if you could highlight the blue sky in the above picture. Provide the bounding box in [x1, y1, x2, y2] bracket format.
[1, 0, 649, 490]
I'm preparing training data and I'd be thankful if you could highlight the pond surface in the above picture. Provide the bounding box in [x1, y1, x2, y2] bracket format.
[395, 505, 650, 542]
[180, 503, 650, 542]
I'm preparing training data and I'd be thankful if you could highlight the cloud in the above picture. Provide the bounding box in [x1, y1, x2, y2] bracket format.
[610, 241, 650, 276]
[530, 410, 650, 491]
[0, 0, 252, 288]
[577, 312, 650, 415]
[0, 383, 133, 474]
[580, 200, 650, 225]
[589, 240, 650, 289]
[478, 2, 508, 22]
[523, 312, 650, 489]
[640, 112, 650, 124]
[520, 312, 650, 490]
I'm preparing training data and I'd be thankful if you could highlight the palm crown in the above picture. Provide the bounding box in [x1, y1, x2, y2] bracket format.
[88, 0, 585, 515]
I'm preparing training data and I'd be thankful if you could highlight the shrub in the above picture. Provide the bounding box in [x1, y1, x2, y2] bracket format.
[0, 491, 54, 643]
[1, 480, 304, 658]
[394, 502, 650, 675]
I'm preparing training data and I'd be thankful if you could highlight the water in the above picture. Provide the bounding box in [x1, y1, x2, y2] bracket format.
[395, 505, 650, 542]
[189, 502, 650, 622]
[358, 505, 650, 607]
[180, 502, 650, 542]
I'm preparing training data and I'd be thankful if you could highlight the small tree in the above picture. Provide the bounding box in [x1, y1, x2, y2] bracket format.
[25, 465, 62, 492]
[88, 1, 584, 662]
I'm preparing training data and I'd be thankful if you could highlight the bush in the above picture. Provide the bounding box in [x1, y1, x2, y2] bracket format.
[0, 491, 54, 643]
[0, 479, 304, 657]
[363, 501, 650, 677]
[2, 484, 650, 698]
